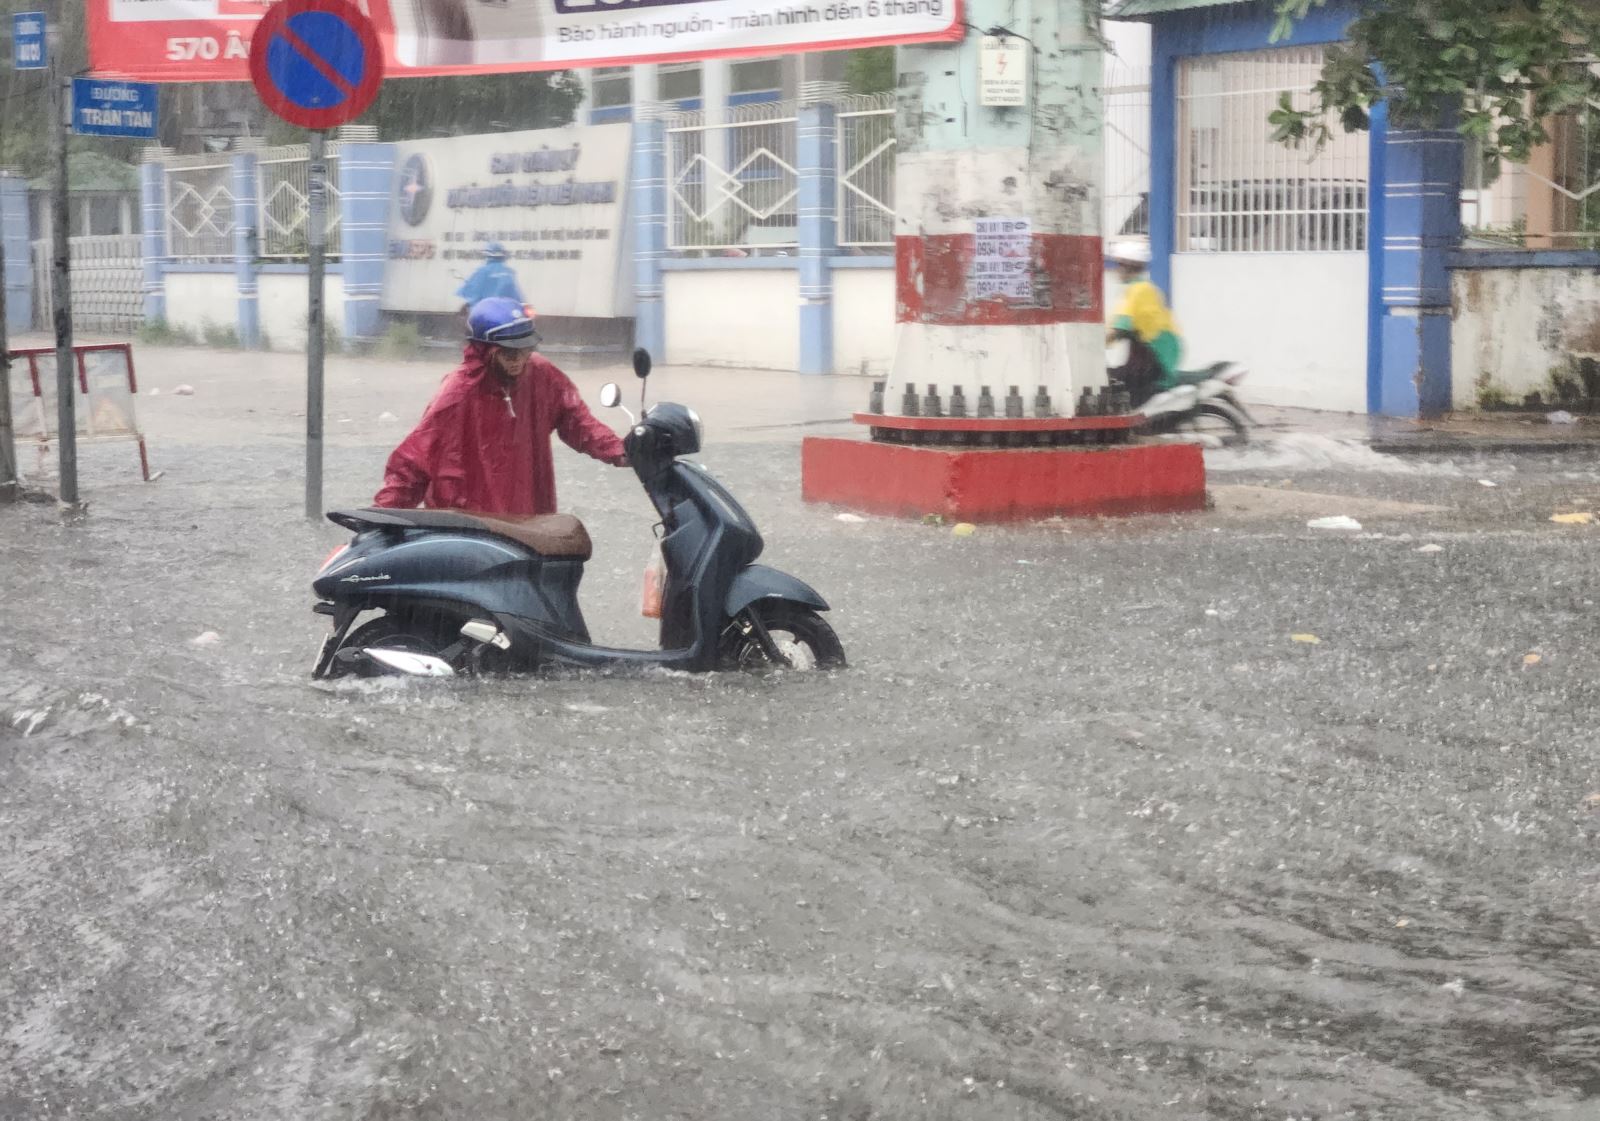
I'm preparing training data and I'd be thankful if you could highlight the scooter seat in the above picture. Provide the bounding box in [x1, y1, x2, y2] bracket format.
[352, 507, 593, 560]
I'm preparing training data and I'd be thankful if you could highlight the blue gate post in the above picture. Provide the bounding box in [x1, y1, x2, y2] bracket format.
[231, 149, 260, 347]
[0, 174, 31, 332]
[631, 111, 668, 359]
[139, 152, 168, 324]
[338, 139, 397, 340]
[1373, 120, 1463, 416]
[797, 100, 838, 375]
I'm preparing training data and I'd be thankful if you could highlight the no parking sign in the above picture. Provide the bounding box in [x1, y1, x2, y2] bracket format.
[248, 0, 384, 131]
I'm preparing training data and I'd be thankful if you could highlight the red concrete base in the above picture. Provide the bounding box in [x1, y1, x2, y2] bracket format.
[801, 436, 1207, 522]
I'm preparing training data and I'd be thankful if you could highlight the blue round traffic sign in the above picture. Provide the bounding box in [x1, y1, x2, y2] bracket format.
[249, 0, 384, 130]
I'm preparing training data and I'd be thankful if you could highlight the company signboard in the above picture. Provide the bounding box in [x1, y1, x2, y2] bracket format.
[382, 124, 633, 319]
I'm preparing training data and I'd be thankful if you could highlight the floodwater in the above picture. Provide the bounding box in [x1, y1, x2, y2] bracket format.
[4, 422, 1599, 1120]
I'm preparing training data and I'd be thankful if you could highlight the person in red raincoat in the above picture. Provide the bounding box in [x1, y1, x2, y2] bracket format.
[374, 298, 626, 517]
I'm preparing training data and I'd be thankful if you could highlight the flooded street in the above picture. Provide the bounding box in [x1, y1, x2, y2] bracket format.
[3, 352, 1599, 1119]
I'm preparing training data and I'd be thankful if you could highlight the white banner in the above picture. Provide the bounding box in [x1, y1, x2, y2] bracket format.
[381, 123, 633, 319]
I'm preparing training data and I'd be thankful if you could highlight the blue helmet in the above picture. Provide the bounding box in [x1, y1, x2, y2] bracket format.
[484, 241, 508, 260]
[466, 297, 540, 349]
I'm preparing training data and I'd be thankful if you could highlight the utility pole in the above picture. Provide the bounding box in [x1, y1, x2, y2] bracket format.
[49, 26, 77, 509]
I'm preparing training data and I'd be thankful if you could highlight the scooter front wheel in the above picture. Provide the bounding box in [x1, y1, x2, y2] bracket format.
[1177, 403, 1249, 447]
[718, 604, 846, 672]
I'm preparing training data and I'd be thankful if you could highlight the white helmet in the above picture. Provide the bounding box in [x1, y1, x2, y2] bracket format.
[1106, 237, 1151, 267]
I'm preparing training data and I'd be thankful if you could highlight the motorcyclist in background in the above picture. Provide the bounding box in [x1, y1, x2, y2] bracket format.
[1105, 238, 1184, 408]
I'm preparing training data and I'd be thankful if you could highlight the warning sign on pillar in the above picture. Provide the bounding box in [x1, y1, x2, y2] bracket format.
[971, 218, 1033, 301]
[979, 37, 1028, 107]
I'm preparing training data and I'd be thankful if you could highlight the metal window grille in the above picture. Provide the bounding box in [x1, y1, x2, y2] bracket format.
[835, 92, 895, 249]
[1462, 101, 1600, 250]
[31, 235, 144, 333]
[164, 154, 235, 261]
[1176, 46, 1368, 253]
[1104, 57, 1151, 238]
[257, 143, 343, 259]
[666, 101, 799, 252]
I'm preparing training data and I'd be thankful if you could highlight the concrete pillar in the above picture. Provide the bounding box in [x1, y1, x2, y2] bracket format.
[338, 140, 398, 340]
[888, 3, 1104, 418]
[231, 151, 261, 348]
[138, 153, 168, 324]
[632, 110, 667, 358]
[631, 63, 659, 107]
[797, 102, 838, 375]
[1371, 110, 1462, 417]
[0, 176, 31, 332]
[702, 59, 731, 122]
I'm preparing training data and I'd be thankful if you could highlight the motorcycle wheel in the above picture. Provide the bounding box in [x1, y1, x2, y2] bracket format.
[325, 613, 459, 680]
[719, 604, 846, 672]
[1177, 403, 1249, 447]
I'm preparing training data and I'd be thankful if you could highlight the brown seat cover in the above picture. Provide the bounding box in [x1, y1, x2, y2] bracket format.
[357, 507, 592, 559]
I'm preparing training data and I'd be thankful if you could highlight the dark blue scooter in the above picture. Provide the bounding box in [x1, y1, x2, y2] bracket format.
[309, 350, 844, 679]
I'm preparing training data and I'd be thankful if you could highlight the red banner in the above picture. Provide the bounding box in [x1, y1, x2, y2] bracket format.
[89, 0, 963, 82]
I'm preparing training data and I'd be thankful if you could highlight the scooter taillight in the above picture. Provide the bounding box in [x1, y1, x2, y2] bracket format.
[318, 544, 348, 574]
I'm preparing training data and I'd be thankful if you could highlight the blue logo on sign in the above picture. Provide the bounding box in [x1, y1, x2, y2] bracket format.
[397, 153, 434, 227]
[266, 10, 369, 111]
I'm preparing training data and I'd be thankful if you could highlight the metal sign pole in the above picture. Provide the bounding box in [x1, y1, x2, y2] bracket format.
[50, 55, 76, 508]
[305, 128, 326, 521]
[0, 169, 15, 504]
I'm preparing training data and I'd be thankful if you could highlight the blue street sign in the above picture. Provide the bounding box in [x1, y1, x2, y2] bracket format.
[12, 12, 46, 71]
[71, 78, 159, 139]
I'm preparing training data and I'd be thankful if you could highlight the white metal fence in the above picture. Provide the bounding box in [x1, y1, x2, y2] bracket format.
[164, 155, 235, 262]
[1104, 59, 1150, 238]
[667, 101, 800, 252]
[1462, 102, 1600, 249]
[836, 93, 895, 249]
[163, 144, 342, 262]
[257, 144, 343, 258]
[1176, 46, 1369, 253]
[32, 235, 144, 333]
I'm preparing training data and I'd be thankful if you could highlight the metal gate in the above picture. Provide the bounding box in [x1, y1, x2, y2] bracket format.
[32, 234, 145, 334]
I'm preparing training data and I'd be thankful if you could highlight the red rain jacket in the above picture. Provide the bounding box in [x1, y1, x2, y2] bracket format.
[374, 343, 625, 517]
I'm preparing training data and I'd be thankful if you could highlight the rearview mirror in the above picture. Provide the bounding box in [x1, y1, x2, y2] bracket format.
[599, 382, 621, 408]
[632, 348, 652, 380]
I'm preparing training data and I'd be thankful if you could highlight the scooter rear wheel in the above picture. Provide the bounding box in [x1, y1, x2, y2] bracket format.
[326, 614, 457, 679]
[719, 604, 846, 672]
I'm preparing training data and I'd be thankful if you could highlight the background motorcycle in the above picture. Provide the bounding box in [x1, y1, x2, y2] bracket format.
[1107, 333, 1253, 446]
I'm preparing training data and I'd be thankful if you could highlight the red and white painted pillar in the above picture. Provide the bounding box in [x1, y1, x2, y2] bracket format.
[889, 2, 1104, 417]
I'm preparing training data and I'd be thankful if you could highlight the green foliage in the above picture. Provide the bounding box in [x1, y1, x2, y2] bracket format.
[1269, 0, 1600, 165]
[264, 71, 584, 146]
[376, 319, 425, 360]
[845, 47, 896, 95]
[136, 318, 198, 347]
[200, 319, 240, 349]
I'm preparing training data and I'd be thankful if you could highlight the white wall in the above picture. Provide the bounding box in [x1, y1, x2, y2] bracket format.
[664, 269, 798, 369]
[831, 269, 895, 377]
[259, 272, 346, 352]
[1172, 252, 1368, 412]
[1452, 267, 1600, 409]
[164, 271, 239, 338]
